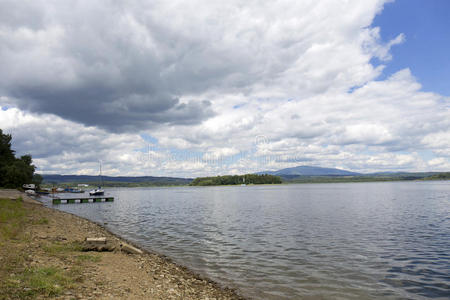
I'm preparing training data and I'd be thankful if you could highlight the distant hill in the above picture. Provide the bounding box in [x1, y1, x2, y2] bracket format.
[368, 171, 439, 177]
[258, 165, 361, 176]
[41, 174, 192, 186]
[41, 169, 449, 187]
[256, 166, 449, 183]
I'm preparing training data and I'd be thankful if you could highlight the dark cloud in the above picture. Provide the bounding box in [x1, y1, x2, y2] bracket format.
[1, 1, 387, 133]
[10, 81, 214, 132]
[0, 1, 220, 132]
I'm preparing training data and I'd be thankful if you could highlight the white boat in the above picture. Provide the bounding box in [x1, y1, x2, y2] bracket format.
[89, 161, 105, 196]
[23, 183, 36, 190]
[25, 189, 36, 195]
[89, 187, 104, 196]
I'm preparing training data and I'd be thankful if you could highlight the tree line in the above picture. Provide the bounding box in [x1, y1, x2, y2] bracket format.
[0, 129, 41, 188]
[190, 174, 282, 186]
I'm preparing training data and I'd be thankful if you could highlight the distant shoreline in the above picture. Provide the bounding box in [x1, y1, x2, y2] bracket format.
[42, 173, 449, 188]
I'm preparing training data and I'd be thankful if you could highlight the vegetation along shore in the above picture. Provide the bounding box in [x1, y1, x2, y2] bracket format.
[0, 189, 244, 300]
[40, 172, 450, 188]
[189, 174, 282, 186]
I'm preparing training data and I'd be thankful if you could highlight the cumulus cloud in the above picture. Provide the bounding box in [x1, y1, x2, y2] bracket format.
[0, 108, 145, 174]
[1, 0, 389, 132]
[151, 69, 450, 173]
[0, 0, 448, 175]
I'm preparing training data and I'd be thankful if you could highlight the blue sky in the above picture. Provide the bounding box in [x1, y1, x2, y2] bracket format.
[373, 0, 450, 96]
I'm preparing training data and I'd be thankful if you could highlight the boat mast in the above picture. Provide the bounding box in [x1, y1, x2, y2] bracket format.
[99, 160, 103, 187]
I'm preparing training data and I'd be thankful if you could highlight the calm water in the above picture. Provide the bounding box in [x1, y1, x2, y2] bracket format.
[44, 181, 450, 299]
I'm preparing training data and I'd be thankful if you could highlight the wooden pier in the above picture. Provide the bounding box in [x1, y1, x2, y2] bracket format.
[52, 196, 114, 204]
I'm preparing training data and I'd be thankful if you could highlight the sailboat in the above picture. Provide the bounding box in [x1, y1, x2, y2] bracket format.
[89, 161, 105, 196]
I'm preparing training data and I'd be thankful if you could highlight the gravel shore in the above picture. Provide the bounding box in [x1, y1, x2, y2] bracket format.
[0, 190, 245, 300]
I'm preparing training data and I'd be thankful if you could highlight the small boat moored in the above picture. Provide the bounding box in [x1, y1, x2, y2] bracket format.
[89, 161, 105, 196]
[23, 183, 36, 190]
[36, 190, 50, 195]
[89, 187, 104, 196]
[65, 187, 85, 193]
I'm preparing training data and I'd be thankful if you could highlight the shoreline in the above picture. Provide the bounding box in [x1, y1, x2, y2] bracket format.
[51, 202, 245, 298]
[0, 189, 245, 300]
[43, 177, 449, 189]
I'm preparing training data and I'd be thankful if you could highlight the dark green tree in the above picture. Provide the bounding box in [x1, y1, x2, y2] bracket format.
[190, 174, 282, 186]
[0, 129, 15, 162]
[32, 173, 43, 187]
[0, 129, 37, 188]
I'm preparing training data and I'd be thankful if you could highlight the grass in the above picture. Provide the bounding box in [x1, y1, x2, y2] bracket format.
[3, 266, 74, 299]
[43, 241, 83, 255]
[0, 197, 26, 240]
[0, 196, 106, 299]
[0, 197, 85, 299]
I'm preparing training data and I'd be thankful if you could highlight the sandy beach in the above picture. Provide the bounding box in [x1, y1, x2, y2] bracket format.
[0, 190, 244, 300]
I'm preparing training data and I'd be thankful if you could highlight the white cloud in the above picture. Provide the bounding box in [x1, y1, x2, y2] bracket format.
[150, 69, 450, 174]
[0, 0, 448, 176]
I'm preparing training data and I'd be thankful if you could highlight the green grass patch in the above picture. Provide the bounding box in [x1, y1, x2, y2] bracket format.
[0, 198, 26, 240]
[5, 266, 74, 298]
[43, 241, 83, 255]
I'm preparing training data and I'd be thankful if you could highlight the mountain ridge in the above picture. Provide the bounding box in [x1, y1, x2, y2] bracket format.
[41, 174, 192, 185]
[257, 165, 361, 176]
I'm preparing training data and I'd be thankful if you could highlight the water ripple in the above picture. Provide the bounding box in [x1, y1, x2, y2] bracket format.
[48, 181, 450, 299]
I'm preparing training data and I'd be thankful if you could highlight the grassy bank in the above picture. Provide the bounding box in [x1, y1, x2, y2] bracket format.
[0, 197, 26, 241]
[0, 198, 90, 299]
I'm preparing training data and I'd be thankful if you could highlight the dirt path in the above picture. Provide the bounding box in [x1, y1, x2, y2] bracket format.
[0, 190, 245, 300]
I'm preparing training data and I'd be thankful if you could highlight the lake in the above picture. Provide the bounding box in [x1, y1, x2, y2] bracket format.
[45, 181, 450, 299]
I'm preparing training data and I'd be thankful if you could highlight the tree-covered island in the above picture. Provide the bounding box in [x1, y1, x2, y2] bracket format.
[190, 174, 282, 186]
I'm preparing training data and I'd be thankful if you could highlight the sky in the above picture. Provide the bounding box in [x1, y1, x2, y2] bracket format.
[0, 0, 449, 177]
[372, 0, 450, 96]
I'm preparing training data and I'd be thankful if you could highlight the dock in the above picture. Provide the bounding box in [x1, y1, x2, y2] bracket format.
[52, 196, 114, 204]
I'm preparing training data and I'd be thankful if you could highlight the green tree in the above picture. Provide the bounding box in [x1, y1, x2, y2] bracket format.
[32, 174, 43, 187]
[0, 129, 37, 188]
[0, 129, 15, 162]
[190, 174, 282, 186]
